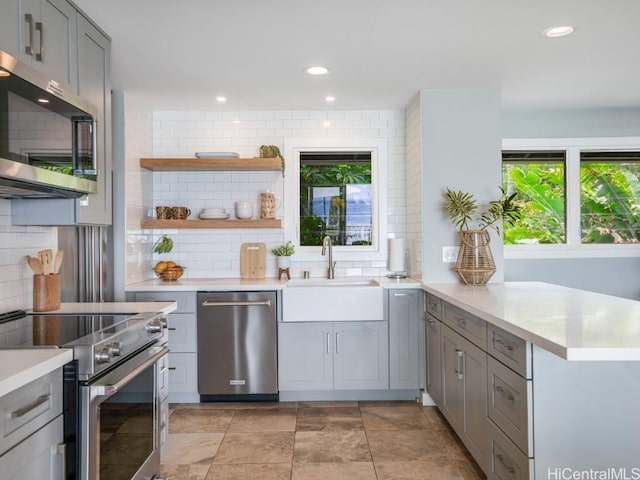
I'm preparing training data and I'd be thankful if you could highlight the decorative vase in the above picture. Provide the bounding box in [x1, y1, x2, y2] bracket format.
[454, 230, 496, 285]
[276, 256, 291, 269]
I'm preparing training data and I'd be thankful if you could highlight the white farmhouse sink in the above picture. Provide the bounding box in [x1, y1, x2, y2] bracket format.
[282, 278, 383, 322]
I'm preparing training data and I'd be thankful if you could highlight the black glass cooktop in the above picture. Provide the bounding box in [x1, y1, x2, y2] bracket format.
[1, 314, 132, 347]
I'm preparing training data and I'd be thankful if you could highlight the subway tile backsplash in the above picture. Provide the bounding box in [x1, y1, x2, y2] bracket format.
[133, 109, 408, 280]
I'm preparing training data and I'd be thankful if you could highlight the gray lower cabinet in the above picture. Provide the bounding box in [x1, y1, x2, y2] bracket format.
[278, 321, 389, 391]
[0, 368, 64, 479]
[388, 289, 423, 390]
[441, 324, 489, 472]
[133, 291, 198, 402]
[0, 0, 78, 89]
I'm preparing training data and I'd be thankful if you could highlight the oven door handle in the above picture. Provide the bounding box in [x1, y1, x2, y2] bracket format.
[90, 345, 170, 397]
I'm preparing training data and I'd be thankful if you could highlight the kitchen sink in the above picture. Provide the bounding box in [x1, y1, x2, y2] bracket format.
[287, 278, 380, 287]
[282, 278, 383, 322]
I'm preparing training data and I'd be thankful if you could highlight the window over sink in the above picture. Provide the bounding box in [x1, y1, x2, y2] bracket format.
[284, 138, 388, 261]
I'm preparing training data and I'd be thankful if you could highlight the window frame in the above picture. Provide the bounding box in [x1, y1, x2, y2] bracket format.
[503, 137, 640, 260]
[284, 137, 388, 261]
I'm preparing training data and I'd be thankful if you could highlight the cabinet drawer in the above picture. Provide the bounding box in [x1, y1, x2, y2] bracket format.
[443, 302, 486, 348]
[167, 313, 197, 352]
[134, 291, 196, 313]
[0, 368, 63, 456]
[425, 293, 442, 320]
[487, 357, 533, 456]
[487, 420, 533, 480]
[488, 325, 532, 379]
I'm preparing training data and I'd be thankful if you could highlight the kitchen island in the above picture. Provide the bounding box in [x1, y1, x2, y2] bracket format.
[423, 281, 640, 479]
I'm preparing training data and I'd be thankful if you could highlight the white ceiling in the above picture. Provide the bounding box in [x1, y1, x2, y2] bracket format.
[73, 0, 640, 112]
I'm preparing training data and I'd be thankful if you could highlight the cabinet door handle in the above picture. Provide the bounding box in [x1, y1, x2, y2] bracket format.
[336, 333, 340, 354]
[326, 333, 331, 354]
[24, 14, 34, 55]
[496, 385, 515, 402]
[12, 393, 50, 418]
[168, 367, 177, 371]
[56, 443, 66, 479]
[495, 337, 515, 352]
[393, 292, 409, 297]
[35, 21, 44, 61]
[496, 453, 516, 475]
[168, 327, 177, 331]
[455, 350, 464, 380]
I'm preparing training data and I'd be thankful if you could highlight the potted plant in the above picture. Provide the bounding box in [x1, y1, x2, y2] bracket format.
[271, 241, 295, 269]
[444, 187, 522, 285]
[260, 145, 285, 176]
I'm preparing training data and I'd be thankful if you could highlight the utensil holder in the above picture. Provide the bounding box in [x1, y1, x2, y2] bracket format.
[33, 274, 61, 312]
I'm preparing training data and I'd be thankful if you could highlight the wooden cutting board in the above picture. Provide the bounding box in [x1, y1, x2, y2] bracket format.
[240, 243, 267, 279]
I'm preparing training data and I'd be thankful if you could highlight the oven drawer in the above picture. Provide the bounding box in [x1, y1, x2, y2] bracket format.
[134, 291, 196, 313]
[488, 324, 532, 379]
[0, 367, 63, 456]
[487, 356, 533, 456]
[443, 301, 486, 348]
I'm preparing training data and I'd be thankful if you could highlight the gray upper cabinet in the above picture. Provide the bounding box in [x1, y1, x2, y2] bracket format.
[0, 0, 78, 90]
[75, 14, 112, 225]
[11, 11, 112, 226]
[388, 289, 423, 390]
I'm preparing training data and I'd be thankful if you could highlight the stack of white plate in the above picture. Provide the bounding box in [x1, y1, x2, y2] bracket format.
[199, 208, 229, 220]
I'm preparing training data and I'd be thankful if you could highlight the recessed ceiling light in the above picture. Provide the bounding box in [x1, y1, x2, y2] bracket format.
[216, 96, 227, 103]
[37, 98, 50, 104]
[325, 95, 335, 102]
[323, 121, 332, 127]
[306, 66, 330, 75]
[541, 25, 574, 38]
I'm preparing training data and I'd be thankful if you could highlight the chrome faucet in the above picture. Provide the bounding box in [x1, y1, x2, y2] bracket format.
[321, 235, 336, 279]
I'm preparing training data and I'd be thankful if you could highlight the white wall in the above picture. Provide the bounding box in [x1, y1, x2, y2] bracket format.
[127, 109, 408, 280]
[0, 200, 57, 312]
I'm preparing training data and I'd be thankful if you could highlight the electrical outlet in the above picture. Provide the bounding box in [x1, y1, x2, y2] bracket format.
[442, 246, 459, 263]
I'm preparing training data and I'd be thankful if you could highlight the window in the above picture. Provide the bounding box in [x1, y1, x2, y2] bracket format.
[502, 151, 566, 244]
[502, 138, 640, 258]
[284, 138, 388, 261]
[299, 152, 372, 246]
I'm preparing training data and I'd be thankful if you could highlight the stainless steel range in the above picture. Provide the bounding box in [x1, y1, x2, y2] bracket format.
[0, 311, 169, 480]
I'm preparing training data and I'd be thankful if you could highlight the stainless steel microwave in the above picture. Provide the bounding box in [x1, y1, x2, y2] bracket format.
[0, 50, 99, 198]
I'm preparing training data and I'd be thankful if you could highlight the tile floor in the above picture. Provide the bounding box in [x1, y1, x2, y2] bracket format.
[160, 401, 486, 480]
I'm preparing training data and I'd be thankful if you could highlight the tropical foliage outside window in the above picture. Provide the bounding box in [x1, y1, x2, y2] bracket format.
[502, 149, 640, 245]
[299, 152, 372, 246]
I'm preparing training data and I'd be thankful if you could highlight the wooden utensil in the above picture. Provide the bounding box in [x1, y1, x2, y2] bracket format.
[53, 250, 64, 274]
[38, 249, 53, 275]
[240, 243, 267, 279]
[25, 255, 43, 275]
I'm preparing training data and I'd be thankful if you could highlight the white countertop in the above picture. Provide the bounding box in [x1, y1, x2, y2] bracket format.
[423, 281, 640, 361]
[30, 301, 177, 315]
[0, 348, 73, 397]
[126, 276, 422, 291]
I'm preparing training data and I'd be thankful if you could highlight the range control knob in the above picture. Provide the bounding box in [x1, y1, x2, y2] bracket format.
[107, 342, 123, 357]
[145, 320, 163, 334]
[95, 348, 111, 364]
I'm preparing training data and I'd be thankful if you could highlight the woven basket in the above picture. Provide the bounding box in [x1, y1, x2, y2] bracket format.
[454, 230, 496, 285]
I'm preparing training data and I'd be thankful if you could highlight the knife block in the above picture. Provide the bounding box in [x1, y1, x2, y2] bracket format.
[33, 274, 61, 312]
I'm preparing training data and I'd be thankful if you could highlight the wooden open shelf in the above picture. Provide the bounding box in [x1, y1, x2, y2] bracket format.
[141, 218, 282, 229]
[140, 157, 282, 171]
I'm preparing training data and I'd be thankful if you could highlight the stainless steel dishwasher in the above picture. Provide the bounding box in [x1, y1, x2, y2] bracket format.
[197, 291, 278, 401]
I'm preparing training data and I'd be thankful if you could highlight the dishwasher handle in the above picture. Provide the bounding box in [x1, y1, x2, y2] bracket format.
[201, 300, 272, 307]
